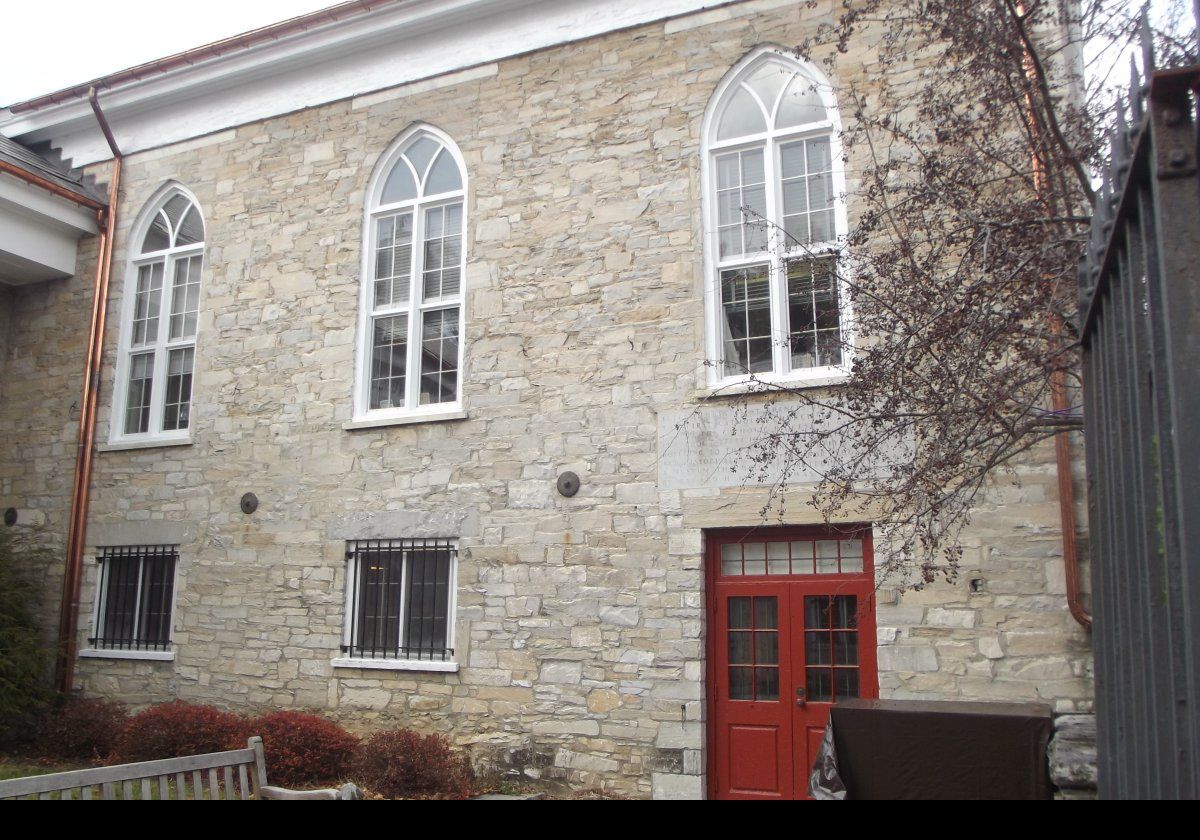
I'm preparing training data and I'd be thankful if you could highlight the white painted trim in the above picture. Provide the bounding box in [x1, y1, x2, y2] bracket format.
[354, 124, 468, 423]
[331, 658, 459, 673]
[0, 175, 98, 234]
[108, 183, 206, 448]
[96, 436, 192, 452]
[695, 370, 851, 401]
[700, 46, 855, 390]
[0, 0, 729, 167]
[342, 410, 468, 431]
[80, 648, 176, 662]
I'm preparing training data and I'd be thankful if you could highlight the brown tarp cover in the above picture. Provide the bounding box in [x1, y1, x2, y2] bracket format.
[824, 699, 1054, 799]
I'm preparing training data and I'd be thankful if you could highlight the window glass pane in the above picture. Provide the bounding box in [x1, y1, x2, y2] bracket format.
[422, 203, 463, 301]
[356, 547, 403, 656]
[788, 259, 841, 370]
[369, 315, 408, 410]
[162, 194, 191, 232]
[745, 62, 791, 120]
[716, 155, 740, 190]
[720, 264, 773, 377]
[405, 544, 452, 658]
[124, 352, 155, 435]
[162, 347, 194, 432]
[743, 541, 767, 575]
[169, 255, 202, 340]
[780, 142, 806, 179]
[142, 211, 171, 253]
[175, 205, 204, 247]
[381, 160, 418, 204]
[404, 137, 440, 183]
[840, 539, 864, 573]
[374, 213, 413, 308]
[767, 541, 790, 575]
[816, 539, 840, 574]
[721, 543, 742, 576]
[419, 308, 460, 406]
[716, 86, 767, 140]
[425, 149, 462, 194]
[806, 138, 832, 173]
[132, 263, 164, 347]
[776, 74, 827, 128]
[137, 552, 177, 647]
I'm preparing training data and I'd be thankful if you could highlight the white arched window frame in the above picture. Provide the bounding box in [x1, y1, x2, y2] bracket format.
[701, 47, 852, 390]
[109, 185, 205, 446]
[352, 125, 468, 424]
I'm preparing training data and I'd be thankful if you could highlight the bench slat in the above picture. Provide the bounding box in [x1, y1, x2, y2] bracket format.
[222, 766, 234, 799]
[238, 764, 249, 800]
[175, 772, 186, 800]
[0, 746, 258, 799]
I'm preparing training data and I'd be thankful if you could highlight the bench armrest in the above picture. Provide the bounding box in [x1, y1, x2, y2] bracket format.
[260, 783, 361, 800]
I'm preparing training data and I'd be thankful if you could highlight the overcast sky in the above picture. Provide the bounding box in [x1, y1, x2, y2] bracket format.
[1, 0, 338, 106]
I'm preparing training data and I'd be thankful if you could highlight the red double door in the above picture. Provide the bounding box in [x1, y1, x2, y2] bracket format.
[706, 528, 878, 800]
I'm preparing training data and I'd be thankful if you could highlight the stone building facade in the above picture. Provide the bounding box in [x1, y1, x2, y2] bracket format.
[0, 0, 1091, 798]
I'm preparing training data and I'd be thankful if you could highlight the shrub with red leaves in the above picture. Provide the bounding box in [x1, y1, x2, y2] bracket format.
[36, 696, 128, 762]
[250, 712, 359, 787]
[353, 729, 474, 799]
[115, 701, 248, 762]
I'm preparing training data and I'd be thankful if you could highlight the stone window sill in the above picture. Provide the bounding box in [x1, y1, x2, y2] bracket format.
[342, 410, 468, 431]
[79, 648, 175, 662]
[696, 372, 850, 400]
[331, 658, 459, 673]
[97, 437, 193, 453]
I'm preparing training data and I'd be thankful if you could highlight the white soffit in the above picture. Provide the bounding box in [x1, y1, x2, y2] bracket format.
[0, 0, 727, 167]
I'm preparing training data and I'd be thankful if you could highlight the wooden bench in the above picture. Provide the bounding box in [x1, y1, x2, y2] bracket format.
[0, 736, 359, 800]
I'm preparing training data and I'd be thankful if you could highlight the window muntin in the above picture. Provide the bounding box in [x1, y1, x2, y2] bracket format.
[90, 545, 178, 652]
[114, 190, 204, 441]
[704, 51, 849, 385]
[358, 128, 466, 419]
[342, 539, 457, 663]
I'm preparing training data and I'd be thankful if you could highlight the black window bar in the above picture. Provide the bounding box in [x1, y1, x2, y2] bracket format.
[343, 538, 455, 661]
[90, 545, 178, 652]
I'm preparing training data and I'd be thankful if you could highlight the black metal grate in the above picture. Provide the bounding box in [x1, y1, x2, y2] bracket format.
[1077, 18, 1200, 799]
[343, 539, 455, 661]
[89, 545, 178, 652]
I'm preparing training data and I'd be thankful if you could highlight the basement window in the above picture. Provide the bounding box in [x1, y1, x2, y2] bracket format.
[81, 545, 178, 662]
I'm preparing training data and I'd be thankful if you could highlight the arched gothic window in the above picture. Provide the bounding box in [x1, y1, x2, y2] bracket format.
[112, 187, 205, 442]
[355, 126, 466, 421]
[703, 48, 850, 386]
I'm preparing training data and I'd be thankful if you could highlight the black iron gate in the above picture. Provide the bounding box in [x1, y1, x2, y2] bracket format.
[1077, 32, 1200, 799]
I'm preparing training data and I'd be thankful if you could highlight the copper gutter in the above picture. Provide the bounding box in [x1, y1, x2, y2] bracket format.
[8, 0, 398, 114]
[1013, 1, 1091, 630]
[0, 160, 105, 211]
[54, 88, 122, 693]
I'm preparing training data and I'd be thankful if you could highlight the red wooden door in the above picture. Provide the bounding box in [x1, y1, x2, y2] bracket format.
[707, 528, 878, 800]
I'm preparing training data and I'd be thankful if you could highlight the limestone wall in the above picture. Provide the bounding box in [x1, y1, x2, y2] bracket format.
[0, 0, 1092, 799]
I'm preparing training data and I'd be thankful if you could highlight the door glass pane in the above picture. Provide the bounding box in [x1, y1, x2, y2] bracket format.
[730, 667, 753, 700]
[806, 667, 833, 702]
[805, 595, 830, 630]
[754, 596, 778, 629]
[755, 667, 780, 701]
[755, 631, 779, 665]
[806, 631, 831, 665]
[833, 631, 858, 665]
[835, 669, 860, 700]
[832, 595, 858, 629]
[729, 631, 752, 664]
[728, 597, 751, 630]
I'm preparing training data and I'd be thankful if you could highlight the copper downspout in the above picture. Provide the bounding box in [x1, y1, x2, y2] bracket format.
[1014, 1, 1091, 630]
[54, 88, 122, 693]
